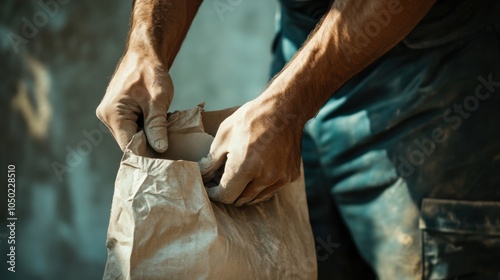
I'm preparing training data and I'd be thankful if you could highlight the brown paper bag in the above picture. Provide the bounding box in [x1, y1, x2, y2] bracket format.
[103, 106, 317, 280]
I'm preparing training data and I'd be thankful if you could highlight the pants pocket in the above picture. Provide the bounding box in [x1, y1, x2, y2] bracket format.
[419, 198, 500, 279]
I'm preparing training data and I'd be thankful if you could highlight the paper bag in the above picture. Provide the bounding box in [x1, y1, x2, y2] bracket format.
[103, 106, 317, 280]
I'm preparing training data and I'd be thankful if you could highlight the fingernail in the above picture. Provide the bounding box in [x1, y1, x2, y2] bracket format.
[200, 156, 210, 166]
[198, 156, 212, 172]
[155, 139, 168, 151]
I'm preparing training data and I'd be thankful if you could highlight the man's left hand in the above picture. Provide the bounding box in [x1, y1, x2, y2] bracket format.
[199, 96, 303, 206]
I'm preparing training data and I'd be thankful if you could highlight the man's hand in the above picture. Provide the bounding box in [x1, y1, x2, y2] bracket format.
[199, 96, 303, 206]
[96, 0, 202, 151]
[96, 52, 172, 152]
[200, 0, 435, 206]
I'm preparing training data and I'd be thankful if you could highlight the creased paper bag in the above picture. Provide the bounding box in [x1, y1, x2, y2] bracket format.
[103, 106, 317, 280]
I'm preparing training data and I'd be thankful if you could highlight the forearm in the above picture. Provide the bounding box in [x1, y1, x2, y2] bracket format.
[264, 0, 435, 124]
[127, 0, 203, 68]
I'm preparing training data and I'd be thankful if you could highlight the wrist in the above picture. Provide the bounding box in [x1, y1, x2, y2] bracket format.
[255, 87, 310, 130]
[126, 30, 166, 63]
[126, 18, 179, 67]
[121, 48, 167, 72]
[260, 79, 318, 126]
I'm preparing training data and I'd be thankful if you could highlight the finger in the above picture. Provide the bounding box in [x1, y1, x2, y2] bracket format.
[99, 110, 139, 152]
[233, 178, 282, 207]
[247, 194, 276, 205]
[247, 182, 284, 205]
[144, 107, 169, 153]
[207, 154, 254, 204]
[114, 119, 140, 151]
[198, 134, 227, 182]
[199, 154, 226, 183]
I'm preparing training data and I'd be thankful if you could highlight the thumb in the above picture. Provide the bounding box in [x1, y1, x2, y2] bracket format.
[198, 147, 226, 183]
[144, 110, 169, 153]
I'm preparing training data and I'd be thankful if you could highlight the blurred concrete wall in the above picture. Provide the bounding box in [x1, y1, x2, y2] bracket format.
[0, 1, 275, 279]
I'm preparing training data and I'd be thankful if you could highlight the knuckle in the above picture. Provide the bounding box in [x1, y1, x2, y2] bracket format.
[148, 86, 169, 102]
[218, 119, 232, 133]
[245, 148, 264, 165]
[95, 104, 109, 122]
[261, 170, 277, 184]
[145, 125, 167, 137]
[145, 113, 167, 127]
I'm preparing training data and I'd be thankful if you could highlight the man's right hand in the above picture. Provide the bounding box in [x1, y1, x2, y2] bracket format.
[96, 51, 173, 152]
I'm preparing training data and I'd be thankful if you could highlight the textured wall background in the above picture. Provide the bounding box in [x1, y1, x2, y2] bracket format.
[0, 1, 275, 279]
